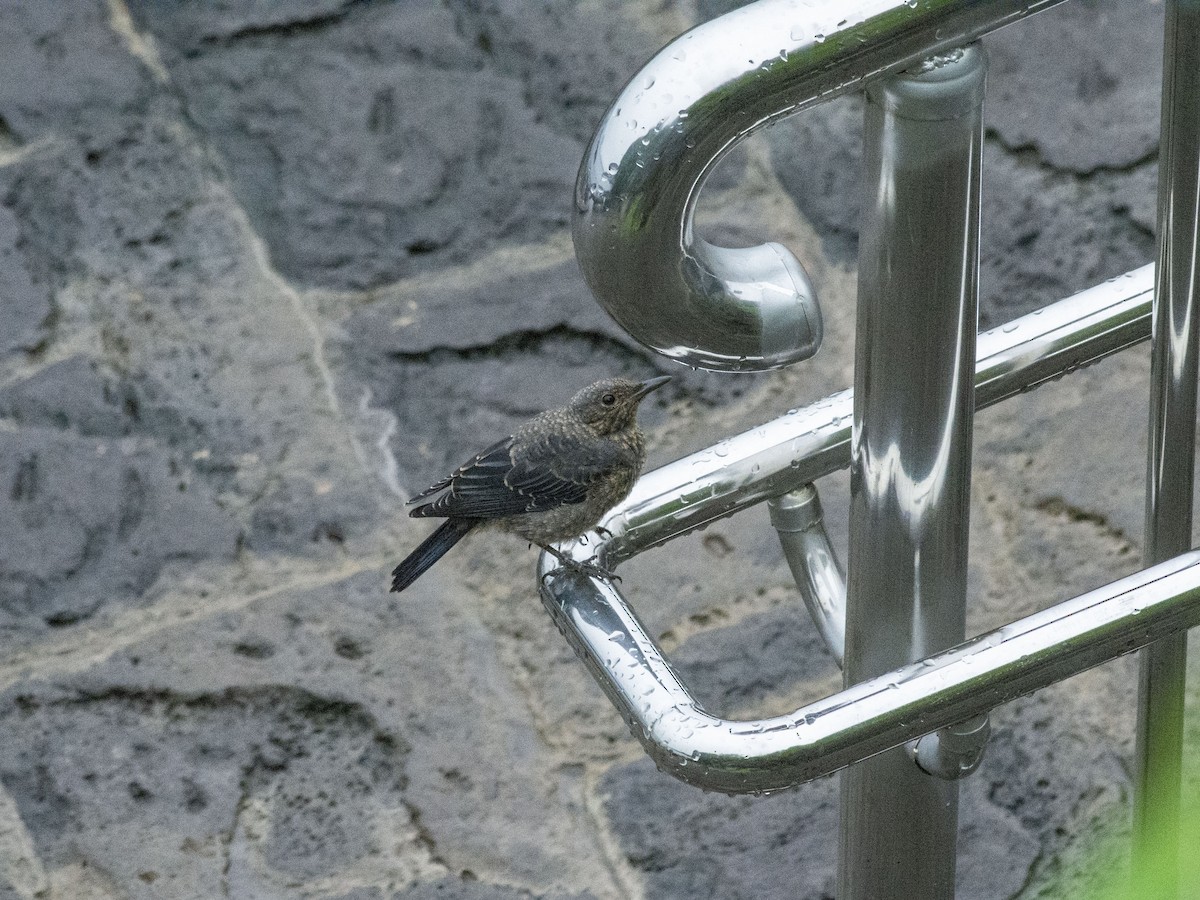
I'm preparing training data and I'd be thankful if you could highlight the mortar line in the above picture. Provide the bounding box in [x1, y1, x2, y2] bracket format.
[0, 555, 383, 693]
[105, 0, 170, 83]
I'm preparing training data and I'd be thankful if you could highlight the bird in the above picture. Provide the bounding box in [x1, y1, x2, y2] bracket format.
[390, 375, 671, 593]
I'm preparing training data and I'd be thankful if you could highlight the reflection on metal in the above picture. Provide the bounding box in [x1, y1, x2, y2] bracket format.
[768, 485, 845, 667]
[908, 715, 991, 781]
[540, 264, 1158, 792]
[768, 483, 995, 786]
[840, 45, 985, 899]
[1134, 1, 1200, 894]
[573, 0, 1072, 371]
[591, 265, 1153, 570]
[540, 548, 1200, 792]
[555, 0, 1197, 894]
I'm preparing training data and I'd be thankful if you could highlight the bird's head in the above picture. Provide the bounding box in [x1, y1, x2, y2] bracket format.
[569, 375, 671, 435]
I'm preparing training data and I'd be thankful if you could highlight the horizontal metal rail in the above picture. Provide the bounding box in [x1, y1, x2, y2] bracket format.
[541, 547, 1200, 793]
[539, 265, 1158, 792]
[596, 265, 1153, 567]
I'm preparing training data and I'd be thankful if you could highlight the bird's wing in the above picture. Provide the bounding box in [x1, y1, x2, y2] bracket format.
[408, 432, 623, 520]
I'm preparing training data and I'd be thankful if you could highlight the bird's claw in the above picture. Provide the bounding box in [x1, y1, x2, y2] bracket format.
[541, 560, 621, 586]
[566, 557, 621, 584]
[538, 546, 621, 585]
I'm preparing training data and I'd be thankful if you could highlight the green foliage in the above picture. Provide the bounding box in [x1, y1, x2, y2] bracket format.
[1031, 792, 1200, 899]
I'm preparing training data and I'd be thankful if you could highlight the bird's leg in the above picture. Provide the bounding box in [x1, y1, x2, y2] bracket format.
[538, 543, 622, 585]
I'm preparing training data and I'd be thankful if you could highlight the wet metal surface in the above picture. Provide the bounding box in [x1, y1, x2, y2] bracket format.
[1134, 0, 1200, 893]
[573, 0, 1071, 371]
[540, 264, 1159, 793]
[579, 265, 1154, 569]
[839, 45, 985, 899]
[541, 546, 1200, 793]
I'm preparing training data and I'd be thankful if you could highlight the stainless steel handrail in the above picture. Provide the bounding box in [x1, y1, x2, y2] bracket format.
[1134, 2, 1200, 892]
[584, 265, 1152, 569]
[769, 480, 994, 783]
[555, 0, 1200, 894]
[540, 264, 1156, 792]
[541, 547, 1200, 793]
[573, 0, 1072, 372]
[840, 50, 985, 893]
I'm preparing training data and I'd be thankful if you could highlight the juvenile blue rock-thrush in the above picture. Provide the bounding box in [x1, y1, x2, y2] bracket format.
[390, 375, 670, 592]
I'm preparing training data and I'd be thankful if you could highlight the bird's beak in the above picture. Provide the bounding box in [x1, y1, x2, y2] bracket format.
[632, 375, 671, 401]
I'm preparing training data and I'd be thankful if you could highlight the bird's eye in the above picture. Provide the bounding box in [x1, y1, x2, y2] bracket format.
[601, 393, 616, 406]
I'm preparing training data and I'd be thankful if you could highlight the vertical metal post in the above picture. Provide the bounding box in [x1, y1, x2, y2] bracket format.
[840, 46, 985, 900]
[1134, 2, 1200, 896]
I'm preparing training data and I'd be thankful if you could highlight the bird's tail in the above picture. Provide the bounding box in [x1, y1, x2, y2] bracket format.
[391, 518, 478, 593]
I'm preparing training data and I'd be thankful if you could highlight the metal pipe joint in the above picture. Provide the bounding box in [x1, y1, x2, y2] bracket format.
[909, 715, 991, 781]
[769, 483, 992, 782]
[768, 484, 846, 666]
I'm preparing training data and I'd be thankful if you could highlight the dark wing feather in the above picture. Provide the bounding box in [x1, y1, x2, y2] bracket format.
[408, 431, 622, 520]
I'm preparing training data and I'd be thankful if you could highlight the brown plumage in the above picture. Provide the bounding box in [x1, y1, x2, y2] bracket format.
[390, 375, 670, 593]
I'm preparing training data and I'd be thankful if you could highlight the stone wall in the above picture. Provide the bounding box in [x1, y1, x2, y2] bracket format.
[0, 1, 1191, 898]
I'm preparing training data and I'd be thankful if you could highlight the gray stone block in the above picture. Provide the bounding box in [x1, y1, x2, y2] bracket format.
[601, 756, 840, 900]
[985, 0, 1163, 173]
[0, 426, 239, 637]
[0, 685, 411, 898]
[123, 0, 658, 290]
[0, 2, 155, 139]
[0, 205, 50, 357]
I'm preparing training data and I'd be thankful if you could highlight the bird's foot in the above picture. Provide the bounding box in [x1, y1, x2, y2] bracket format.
[538, 545, 621, 585]
[577, 526, 613, 546]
